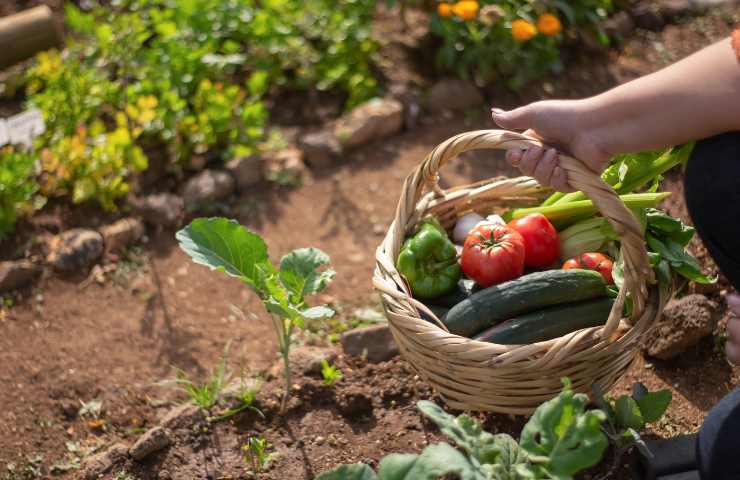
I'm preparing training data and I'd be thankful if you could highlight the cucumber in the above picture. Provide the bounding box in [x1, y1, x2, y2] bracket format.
[427, 278, 478, 308]
[473, 297, 614, 345]
[421, 305, 450, 324]
[443, 269, 607, 337]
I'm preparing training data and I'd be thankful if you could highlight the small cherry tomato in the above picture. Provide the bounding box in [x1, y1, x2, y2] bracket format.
[508, 213, 560, 268]
[562, 252, 614, 284]
[461, 224, 526, 287]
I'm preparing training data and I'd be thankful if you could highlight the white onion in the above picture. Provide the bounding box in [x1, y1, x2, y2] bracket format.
[453, 212, 484, 244]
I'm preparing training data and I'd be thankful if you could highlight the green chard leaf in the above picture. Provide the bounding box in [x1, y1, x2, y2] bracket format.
[316, 463, 378, 480]
[176, 217, 274, 291]
[519, 381, 607, 478]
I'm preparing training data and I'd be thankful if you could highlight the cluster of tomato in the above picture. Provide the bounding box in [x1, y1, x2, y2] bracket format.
[460, 213, 614, 287]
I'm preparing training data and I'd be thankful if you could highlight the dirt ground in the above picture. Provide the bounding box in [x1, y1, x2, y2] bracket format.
[1, 4, 740, 479]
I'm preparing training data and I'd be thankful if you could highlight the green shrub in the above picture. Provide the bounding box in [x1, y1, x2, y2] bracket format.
[0, 147, 37, 239]
[431, 0, 613, 89]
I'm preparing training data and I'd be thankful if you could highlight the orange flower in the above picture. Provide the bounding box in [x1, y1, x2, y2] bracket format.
[511, 19, 537, 42]
[451, 1, 479, 21]
[537, 13, 562, 36]
[437, 2, 453, 17]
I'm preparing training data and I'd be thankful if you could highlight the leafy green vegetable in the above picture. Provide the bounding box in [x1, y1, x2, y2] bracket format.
[614, 396, 644, 430]
[320, 380, 608, 480]
[519, 380, 607, 478]
[635, 389, 672, 424]
[177, 217, 334, 411]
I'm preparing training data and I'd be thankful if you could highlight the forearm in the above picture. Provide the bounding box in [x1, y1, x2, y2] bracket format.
[579, 38, 740, 155]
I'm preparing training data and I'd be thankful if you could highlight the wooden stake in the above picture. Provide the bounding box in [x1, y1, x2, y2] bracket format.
[0, 5, 62, 70]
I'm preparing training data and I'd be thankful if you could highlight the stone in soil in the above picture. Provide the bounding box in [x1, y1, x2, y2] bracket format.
[298, 130, 342, 169]
[47, 229, 104, 272]
[81, 443, 129, 480]
[100, 217, 144, 253]
[226, 154, 264, 190]
[426, 78, 483, 113]
[334, 98, 403, 149]
[267, 346, 338, 379]
[341, 324, 399, 363]
[337, 386, 373, 417]
[182, 169, 235, 211]
[130, 426, 171, 461]
[131, 193, 184, 228]
[658, 0, 692, 17]
[644, 294, 719, 360]
[264, 147, 307, 184]
[0, 260, 42, 293]
[160, 403, 205, 431]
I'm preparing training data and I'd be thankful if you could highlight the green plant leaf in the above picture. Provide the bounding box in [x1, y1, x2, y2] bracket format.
[316, 463, 378, 480]
[176, 217, 273, 291]
[279, 247, 336, 297]
[614, 396, 645, 430]
[519, 382, 607, 477]
[635, 389, 672, 423]
[417, 401, 521, 466]
[377, 444, 481, 480]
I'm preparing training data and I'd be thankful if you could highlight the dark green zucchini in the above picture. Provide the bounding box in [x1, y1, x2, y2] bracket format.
[473, 297, 614, 345]
[443, 269, 607, 337]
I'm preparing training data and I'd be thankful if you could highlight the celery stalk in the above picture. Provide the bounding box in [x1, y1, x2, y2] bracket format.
[550, 144, 693, 205]
[509, 192, 671, 227]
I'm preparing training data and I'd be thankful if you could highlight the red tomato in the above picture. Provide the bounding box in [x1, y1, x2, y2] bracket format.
[461, 224, 525, 287]
[508, 213, 560, 268]
[562, 253, 614, 284]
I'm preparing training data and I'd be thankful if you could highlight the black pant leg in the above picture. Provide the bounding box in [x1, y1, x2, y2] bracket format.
[684, 131, 740, 290]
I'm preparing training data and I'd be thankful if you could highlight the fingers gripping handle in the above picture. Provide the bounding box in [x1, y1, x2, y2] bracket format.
[409, 129, 653, 339]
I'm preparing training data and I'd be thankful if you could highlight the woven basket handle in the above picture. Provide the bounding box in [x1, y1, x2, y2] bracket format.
[401, 129, 653, 339]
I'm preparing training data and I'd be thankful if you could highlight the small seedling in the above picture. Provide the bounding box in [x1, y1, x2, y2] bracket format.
[320, 360, 343, 387]
[177, 218, 335, 412]
[160, 342, 232, 410]
[211, 377, 264, 421]
[242, 436, 274, 473]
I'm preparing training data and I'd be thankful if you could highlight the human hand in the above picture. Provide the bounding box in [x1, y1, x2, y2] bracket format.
[725, 294, 740, 365]
[492, 99, 613, 192]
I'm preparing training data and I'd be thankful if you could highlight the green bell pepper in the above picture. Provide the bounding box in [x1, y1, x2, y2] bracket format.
[397, 218, 461, 299]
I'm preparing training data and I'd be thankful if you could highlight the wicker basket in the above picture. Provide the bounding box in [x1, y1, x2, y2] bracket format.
[373, 129, 669, 414]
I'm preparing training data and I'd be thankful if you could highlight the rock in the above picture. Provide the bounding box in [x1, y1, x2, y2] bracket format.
[182, 169, 235, 210]
[264, 147, 307, 185]
[100, 218, 144, 253]
[389, 83, 422, 130]
[0, 260, 42, 293]
[341, 324, 398, 363]
[130, 426, 170, 461]
[47, 229, 104, 272]
[81, 443, 129, 480]
[130, 193, 184, 228]
[160, 403, 204, 431]
[334, 98, 403, 149]
[645, 294, 719, 360]
[298, 131, 342, 169]
[337, 386, 373, 417]
[268, 346, 337, 379]
[630, 2, 664, 31]
[426, 78, 484, 113]
[603, 11, 635, 39]
[658, 0, 692, 17]
[689, 0, 739, 10]
[226, 155, 264, 190]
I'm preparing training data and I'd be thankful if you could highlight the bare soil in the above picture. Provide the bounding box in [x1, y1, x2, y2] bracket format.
[1, 4, 739, 480]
